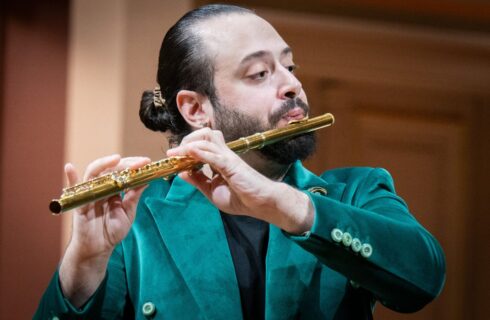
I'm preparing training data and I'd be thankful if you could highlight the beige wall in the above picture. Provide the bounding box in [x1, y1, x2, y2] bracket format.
[63, 0, 192, 247]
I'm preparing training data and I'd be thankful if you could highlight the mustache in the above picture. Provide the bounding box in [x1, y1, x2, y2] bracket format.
[268, 98, 309, 126]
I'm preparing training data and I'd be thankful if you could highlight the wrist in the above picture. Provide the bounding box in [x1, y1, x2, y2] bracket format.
[59, 244, 111, 307]
[63, 245, 111, 270]
[67, 236, 114, 264]
[267, 182, 315, 234]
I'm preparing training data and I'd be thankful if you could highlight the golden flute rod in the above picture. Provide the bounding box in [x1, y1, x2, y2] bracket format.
[49, 113, 334, 214]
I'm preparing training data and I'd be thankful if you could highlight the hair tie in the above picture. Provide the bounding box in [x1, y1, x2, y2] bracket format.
[153, 85, 166, 108]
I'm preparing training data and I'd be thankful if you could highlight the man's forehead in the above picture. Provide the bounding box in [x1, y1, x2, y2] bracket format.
[193, 13, 290, 65]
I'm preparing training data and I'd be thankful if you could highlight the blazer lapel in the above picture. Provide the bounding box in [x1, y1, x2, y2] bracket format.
[265, 162, 345, 319]
[265, 225, 318, 320]
[145, 177, 242, 320]
[141, 162, 344, 319]
[284, 161, 345, 202]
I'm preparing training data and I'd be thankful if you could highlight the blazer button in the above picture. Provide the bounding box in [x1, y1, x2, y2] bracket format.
[350, 280, 360, 289]
[342, 232, 353, 247]
[360, 243, 373, 258]
[142, 301, 156, 317]
[351, 238, 362, 253]
[308, 186, 327, 195]
[331, 228, 343, 242]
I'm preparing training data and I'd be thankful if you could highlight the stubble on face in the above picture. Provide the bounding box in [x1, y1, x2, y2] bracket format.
[213, 97, 316, 165]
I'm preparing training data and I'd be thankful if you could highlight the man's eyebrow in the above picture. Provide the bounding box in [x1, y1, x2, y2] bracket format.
[239, 47, 292, 66]
[281, 47, 292, 57]
[239, 50, 270, 65]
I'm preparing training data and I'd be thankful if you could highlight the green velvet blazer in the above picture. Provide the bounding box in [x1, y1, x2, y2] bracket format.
[35, 162, 446, 319]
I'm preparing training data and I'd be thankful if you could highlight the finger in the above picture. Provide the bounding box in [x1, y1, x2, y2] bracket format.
[168, 140, 221, 158]
[180, 127, 213, 145]
[64, 163, 80, 187]
[179, 170, 212, 198]
[185, 146, 235, 175]
[167, 128, 226, 157]
[178, 140, 240, 178]
[114, 157, 151, 171]
[122, 185, 148, 221]
[208, 129, 226, 145]
[168, 128, 211, 156]
[84, 154, 121, 181]
[107, 194, 123, 212]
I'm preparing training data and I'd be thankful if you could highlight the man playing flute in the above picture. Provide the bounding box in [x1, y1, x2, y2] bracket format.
[36, 4, 445, 319]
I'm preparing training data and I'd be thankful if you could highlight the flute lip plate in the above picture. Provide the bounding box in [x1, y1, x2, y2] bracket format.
[287, 115, 309, 124]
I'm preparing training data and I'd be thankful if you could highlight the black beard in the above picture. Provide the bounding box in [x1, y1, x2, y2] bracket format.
[259, 132, 316, 165]
[213, 97, 316, 165]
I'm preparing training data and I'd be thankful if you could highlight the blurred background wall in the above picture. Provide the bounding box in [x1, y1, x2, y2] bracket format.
[1, 0, 489, 318]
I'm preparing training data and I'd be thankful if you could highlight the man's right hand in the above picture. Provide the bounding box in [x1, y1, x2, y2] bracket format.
[59, 154, 150, 307]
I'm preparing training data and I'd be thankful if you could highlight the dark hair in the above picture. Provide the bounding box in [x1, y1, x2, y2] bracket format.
[139, 4, 253, 145]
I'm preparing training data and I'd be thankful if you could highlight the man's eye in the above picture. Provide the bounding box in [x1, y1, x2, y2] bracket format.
[250, 70, 268, 80]
[287, 65, 298, 73]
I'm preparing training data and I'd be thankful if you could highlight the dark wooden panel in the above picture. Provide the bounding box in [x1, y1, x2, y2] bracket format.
[357, 112, 468, 320]
[0, 3, 5, 317]
[0, 0, 68, 318]
[468, 102, 490, 320]
[196, 0, 490, 32]
[254, 9, 490, 318]
[304, 80, 472, 320]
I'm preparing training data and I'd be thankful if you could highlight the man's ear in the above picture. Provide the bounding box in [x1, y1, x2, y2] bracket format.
[176, 90, 210, 129]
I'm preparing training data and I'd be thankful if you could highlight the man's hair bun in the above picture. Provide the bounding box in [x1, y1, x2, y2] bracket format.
[139, 90, 171, 133]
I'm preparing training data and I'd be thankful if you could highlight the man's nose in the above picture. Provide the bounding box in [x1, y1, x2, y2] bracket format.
[277, 67, 302, 100]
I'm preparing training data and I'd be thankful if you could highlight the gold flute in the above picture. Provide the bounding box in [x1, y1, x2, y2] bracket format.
[50, 113, 334, 214]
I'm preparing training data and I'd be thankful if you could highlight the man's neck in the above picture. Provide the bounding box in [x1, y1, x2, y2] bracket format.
[241, 151, 291, 181]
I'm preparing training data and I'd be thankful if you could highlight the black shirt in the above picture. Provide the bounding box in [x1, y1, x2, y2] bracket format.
[220, 212, 270, 320]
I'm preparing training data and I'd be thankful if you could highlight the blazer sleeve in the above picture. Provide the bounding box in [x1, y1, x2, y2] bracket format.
[286, 167, 446, 313]
[33, 244, 130, 319]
